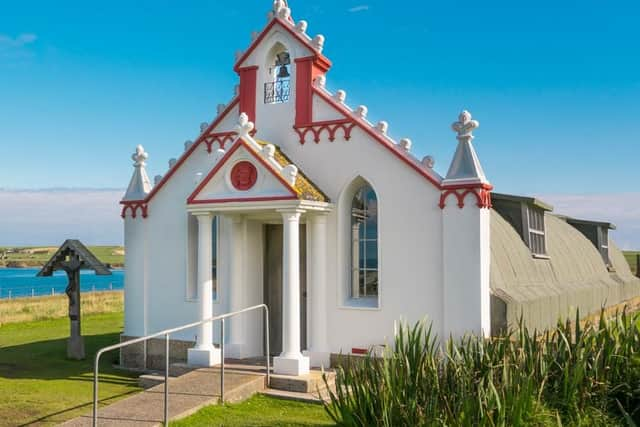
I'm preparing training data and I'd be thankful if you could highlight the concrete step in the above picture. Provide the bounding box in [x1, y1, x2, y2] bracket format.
[269, 369, 335, 393]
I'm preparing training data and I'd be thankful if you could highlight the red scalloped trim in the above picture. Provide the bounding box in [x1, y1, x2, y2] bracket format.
[293, 119, 356, 144]
[120, 201, 149, 219]
[439, 184, 493, 209]
[204, 131, 238, 152]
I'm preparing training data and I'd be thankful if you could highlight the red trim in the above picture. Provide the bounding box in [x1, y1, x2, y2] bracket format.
[139, 98, 240, 210]
[189, 195, 298, 205]
[294, 56, 332, 127]
[312, 87, 443, 190]
[351, 348, 368, 355]
[230, 161, 258, 191]
[234, 18, 332, 73]
[187, 138, 299, 205]
[120, 201, 148, 219]
[204, 131, 238, 152]
[293, 119, 356, 144]
[238, 66, 258, 124]
[439, 183, 493, 209]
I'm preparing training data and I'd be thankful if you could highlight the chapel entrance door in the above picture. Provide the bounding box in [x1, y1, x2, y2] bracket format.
[263, 224, 307, 356]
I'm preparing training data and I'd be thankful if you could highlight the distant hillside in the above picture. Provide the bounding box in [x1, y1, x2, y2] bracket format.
[624, 251, 639, 275]
[0, 246, 124, 268]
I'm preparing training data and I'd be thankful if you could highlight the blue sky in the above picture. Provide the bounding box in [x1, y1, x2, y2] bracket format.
[0, 0, 639, 246]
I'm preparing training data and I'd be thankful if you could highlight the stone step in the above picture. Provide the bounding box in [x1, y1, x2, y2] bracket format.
[269, 369, 335, 393]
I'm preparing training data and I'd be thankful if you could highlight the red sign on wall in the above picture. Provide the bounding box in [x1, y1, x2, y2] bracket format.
[230, 161, 258, 191]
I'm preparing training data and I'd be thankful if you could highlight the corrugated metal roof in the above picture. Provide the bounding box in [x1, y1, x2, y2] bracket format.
[490, 211, 640, 331]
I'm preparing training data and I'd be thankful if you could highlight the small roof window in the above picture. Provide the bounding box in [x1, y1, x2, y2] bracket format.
[564, 217, 616, 269]
[492, 193, 553, 258]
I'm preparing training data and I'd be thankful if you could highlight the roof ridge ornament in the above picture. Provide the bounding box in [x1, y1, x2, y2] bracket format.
[236, 112, 255, 137]
[123, 145, 153, 202]
[443, 109, 489, 186]
[452, 110, 479, 142]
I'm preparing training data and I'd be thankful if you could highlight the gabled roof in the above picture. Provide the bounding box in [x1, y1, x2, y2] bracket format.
[234, 17, 331, 72]
[187, 136, 328, 205]
[37, 240, 112, 276]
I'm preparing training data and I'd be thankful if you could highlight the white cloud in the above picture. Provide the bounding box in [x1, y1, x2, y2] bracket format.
[537, 193, 640, 250]
[0, 33, 37, 50]
[0, 189, 124, 246]
[348, 5, 369, 13]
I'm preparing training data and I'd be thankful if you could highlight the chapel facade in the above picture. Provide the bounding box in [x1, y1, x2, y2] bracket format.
[120, 1, 640, 375]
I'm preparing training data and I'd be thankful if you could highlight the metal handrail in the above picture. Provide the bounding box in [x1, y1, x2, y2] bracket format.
[92, 304, 270, 427]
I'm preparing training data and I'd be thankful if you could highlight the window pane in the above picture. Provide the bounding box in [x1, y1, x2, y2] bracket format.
[350, 183, 379, 301]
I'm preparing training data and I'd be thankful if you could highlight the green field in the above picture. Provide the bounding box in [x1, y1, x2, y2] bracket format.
[0, 311, 140, 426]
[0, 245, 124, 267]
[624, 251, 639, 275]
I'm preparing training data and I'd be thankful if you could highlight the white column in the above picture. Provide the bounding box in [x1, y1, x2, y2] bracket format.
[274, 209, 310, 376]
[188, 213, 221, 366]
[226, 215, 246, 358]
[304, 213, 330, 368]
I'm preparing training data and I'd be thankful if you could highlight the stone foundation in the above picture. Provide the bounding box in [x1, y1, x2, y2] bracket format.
[119, 335, 195, 371]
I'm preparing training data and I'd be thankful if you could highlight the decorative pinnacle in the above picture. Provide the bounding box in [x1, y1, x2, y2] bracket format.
[451, 110, 479, 141]
[237, 112, 255, 136]
[132, 145, 148, 167]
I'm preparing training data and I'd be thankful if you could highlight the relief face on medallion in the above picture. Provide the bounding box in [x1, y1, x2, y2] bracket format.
[230, 161, 258, 191]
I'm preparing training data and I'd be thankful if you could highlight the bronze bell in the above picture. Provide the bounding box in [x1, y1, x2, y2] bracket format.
[277, 65, 290, 79]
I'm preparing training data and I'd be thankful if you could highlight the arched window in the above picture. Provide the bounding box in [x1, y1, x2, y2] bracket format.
[264, 46, 291, 104]
[350, 183, 378, 302]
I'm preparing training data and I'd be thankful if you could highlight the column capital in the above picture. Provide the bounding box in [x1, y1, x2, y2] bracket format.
[193, 212, 213, 220]
[277, 208, 305, 222]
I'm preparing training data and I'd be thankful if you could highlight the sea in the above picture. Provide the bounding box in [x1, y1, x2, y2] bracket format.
[0, 268, 124, 299]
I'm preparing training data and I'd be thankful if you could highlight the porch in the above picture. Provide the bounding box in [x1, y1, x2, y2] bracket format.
[187, 199, 332, 376]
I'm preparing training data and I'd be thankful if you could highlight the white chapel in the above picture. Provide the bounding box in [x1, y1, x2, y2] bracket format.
[120, 0, 640, 376]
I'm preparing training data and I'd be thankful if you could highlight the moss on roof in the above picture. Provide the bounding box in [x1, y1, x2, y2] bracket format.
[254, 140, 329, 203]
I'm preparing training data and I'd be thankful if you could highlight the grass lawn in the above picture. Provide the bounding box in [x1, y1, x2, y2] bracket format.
[0, 311, 140, 426]
[172, 394, 334, 427]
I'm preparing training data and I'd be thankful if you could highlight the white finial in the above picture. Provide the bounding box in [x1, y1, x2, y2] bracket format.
[295, 20, 308, 34]
[273, 0, 285, 12]
[123, 145, 152, 201]
[195, 172, 203, 185]
[200, 122, 209, 133]
[354, 105, 368, 119]
[154, 175, 163, 185]
[184, 140, 194, 151]
[235, 50, 243, 61]
[399, 138, 411, 152]
[422, 155, 435, 169]
[132, 145, 148, 166]
[277, 7, 291, 21]
[217, 104, 226, 115]
[262, 144, 276, 159]
[251, 31, 259, 41]
[312, 35, 325, 52]
[282, 164, 298, 186]
[376, 121, 389, 135]
[236, 112, 255, 136]
[234, 84, 240, 96]
[334, 90, 347, 103]
[452, 110, 479, 141]
[168, 158, 177, 168]
[267, 11, 275, 21]
[314, 75, 326, 88]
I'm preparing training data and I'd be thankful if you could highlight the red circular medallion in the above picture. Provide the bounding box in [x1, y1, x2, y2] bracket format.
[230, 161, 258, 191]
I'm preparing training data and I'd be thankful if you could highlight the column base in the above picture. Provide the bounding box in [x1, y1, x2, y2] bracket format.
[303, 350, 330, 369]
[187, 346, 221, 367]
[273, 353, 310, 376]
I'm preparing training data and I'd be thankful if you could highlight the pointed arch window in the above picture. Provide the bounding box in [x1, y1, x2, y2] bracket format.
[264, 49, 291, 104]
[350, 183, 379, 303]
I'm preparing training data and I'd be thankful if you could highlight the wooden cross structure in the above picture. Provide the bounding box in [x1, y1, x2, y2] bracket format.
[37, 240, 112, 360]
